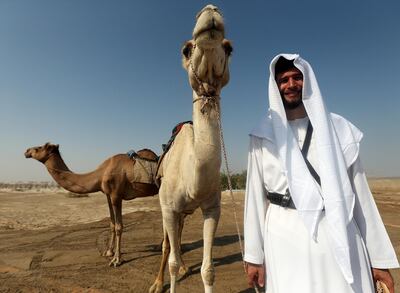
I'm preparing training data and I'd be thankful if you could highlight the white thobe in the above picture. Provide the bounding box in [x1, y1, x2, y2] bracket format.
[244, 116, 399, 293]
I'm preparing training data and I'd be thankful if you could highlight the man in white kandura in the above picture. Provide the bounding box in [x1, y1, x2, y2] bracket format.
[243, 54, 399, 293]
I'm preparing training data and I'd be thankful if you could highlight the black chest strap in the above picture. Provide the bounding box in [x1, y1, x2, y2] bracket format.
[301, 121, 321, 186]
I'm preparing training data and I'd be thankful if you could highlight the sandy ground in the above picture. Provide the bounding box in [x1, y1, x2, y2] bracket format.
[0, 185, 399, 293]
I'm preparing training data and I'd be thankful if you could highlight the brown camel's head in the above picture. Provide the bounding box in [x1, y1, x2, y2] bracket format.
[182, 4, 233, 98]
[25, 143, 60, 163]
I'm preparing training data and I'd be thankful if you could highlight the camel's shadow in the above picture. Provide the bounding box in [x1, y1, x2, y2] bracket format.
[145, 234, 243, 254]
[123, 234, 243, 266]
[182, 234, 243, 254]
[180, 252, 242, 281]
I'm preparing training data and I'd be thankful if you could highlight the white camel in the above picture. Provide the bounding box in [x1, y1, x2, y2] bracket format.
[149, 4, 232, 293]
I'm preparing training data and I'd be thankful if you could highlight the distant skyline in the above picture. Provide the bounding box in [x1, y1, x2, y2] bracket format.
[1, 0, 400, 182]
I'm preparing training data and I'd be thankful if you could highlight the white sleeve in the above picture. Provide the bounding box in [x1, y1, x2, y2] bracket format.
[244, 135, 268, 265]
[351, 157, 399, 269]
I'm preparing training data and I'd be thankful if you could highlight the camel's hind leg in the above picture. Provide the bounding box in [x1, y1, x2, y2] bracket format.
[149, 226, 170, 293]
[177, 214, 189, 277]
[103, 194, 116, 257]
[109, 197, 123, 267]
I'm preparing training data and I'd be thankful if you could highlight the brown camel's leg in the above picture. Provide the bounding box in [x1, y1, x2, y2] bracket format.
[149, 226, 170, 293]
[103, 194, 116, 257]
[109, 197, 123, 267]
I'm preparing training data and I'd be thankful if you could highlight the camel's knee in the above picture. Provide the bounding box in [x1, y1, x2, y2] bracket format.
[115, 223, 123, 236]
[201, 265, 215, 286]
[109, 222, 115, 232]
[168, 261, 180, 277]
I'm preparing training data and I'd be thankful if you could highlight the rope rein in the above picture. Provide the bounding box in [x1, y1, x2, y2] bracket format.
[217, 110, 262, 292]
[216, 108, 245, 266]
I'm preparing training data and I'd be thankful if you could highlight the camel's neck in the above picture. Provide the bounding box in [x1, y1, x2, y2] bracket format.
[44, 153, 102, 194]
[191, 91, 222, 189]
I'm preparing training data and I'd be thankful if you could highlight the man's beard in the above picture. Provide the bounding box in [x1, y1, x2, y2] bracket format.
[282, 96, 302, 109]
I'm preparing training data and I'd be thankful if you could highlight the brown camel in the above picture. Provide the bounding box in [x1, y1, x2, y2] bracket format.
[25, 142, 159, 267]
[149, 4, 232, 293]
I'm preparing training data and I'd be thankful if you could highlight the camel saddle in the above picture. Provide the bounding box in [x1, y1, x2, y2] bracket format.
[127, 150, 159, 185]
[155, 121, 193, 186]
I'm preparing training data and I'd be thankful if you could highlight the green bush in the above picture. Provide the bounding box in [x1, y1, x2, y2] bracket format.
[220, 170, 247, 190]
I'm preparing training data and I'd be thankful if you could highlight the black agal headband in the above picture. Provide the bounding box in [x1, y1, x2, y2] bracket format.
[275, 57, 296, 78]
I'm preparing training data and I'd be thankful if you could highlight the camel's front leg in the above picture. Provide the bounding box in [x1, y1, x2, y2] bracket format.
[103, 194, 116, 257]
[109, 198, 123, 267]
[163, 208, 182, 293]
[201, 205, 220, 293]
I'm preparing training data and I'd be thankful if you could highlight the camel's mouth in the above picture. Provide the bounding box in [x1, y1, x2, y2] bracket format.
[192, 5, 224, 44]
[24, 151, 32, 158]
[193, 24, 224, 40]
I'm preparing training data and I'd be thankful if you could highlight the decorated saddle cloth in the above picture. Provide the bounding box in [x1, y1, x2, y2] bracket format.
[126, 150, 158, 185]
[156, 121, 193, 184]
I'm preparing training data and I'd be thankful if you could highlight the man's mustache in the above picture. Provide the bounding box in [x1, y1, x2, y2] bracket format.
[284, 89, 301, 95]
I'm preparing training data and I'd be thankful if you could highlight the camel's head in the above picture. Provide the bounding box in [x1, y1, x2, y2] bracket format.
[193, 4, 225, 48]
[25, 142, 59, 163]
[182, 4, 233, 98]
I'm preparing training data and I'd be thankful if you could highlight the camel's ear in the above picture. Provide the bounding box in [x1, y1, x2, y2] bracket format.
[44, 142, 50, 148]
[55, 144, 59, 150]
[222, 39, 233, 57]
[182, 41, 194, 60]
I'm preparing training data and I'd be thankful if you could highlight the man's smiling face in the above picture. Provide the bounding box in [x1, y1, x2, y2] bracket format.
[276, 67, 304, 109]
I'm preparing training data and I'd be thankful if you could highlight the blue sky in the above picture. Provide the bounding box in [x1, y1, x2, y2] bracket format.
[1, 0, 399, 182]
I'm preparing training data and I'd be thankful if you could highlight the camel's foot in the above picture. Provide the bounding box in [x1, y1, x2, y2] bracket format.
[108, 255, 122, 267]
[148, 280, 163, 293]
[102, 249, 114, 257]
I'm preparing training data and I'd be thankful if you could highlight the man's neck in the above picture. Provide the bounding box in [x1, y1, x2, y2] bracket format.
[285, 103, 307, 120]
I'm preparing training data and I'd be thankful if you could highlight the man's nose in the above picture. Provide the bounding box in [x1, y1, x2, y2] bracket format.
[288, 78, 296, 87]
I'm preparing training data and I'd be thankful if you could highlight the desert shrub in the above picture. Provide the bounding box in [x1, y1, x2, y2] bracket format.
[220, 171, 247, 190]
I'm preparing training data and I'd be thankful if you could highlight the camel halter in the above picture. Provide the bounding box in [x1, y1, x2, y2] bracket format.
[189, 42, 247, 285]
[189, 43, 224, 114]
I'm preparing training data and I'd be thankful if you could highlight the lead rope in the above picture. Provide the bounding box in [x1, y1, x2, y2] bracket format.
[215, 107, 262, 293]
[190, 47, 260, 292]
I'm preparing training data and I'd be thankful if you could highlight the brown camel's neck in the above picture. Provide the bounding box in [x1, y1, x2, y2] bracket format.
[44, 153, 102, 194]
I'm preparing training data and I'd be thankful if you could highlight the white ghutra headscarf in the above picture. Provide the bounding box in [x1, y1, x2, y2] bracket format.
[268, 53, 363, 283]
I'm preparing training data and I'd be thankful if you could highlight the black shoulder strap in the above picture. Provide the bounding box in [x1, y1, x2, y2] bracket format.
[301, 122, 321, 186]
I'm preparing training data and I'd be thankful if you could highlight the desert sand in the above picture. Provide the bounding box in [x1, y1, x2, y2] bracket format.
[0, 180, 399, 292]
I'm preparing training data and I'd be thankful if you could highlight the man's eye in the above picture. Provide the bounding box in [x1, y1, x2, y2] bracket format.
[294, 76, 303, 81]
[279, 78, 288, 84]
